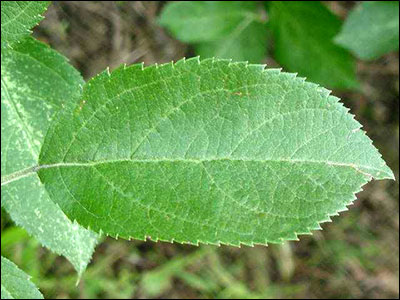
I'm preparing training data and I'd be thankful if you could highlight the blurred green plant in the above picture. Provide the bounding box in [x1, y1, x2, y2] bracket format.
[268, 1, 358, 90]
[335, 1, 399, 60]
[160, 1, 400, 90]
[158, 1, 268, 63]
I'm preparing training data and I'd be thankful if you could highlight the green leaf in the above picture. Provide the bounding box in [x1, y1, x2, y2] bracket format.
[1, 256, 43, 299]
[335, 1, 399, 60]
[159, 1, 267, 63]
[38, 58, 393, 246]
[268, 1, 358, 90]
[1, 1, 50, 47]
[1, 37, 98, 275]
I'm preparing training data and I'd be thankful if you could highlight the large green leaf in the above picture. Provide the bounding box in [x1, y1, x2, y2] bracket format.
[37, 58, 393, 246]
[159, 1, 267, 63]
[335, 1, 399, 60]
[1, 256, 43, 299]
[268, 1, 358, 90]
[0, 1, 50, 47]
[1, 37, 98, 275]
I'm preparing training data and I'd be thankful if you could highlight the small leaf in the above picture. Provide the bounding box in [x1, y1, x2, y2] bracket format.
[268, 1, 358, 90]
[335, 1, 399, 60]
[1, 256, 43, 299]
[39, 58, 393, 246]
[1, 37, 98, 275]
[159, 1, 267, 63]
[1, 1, 50, 47]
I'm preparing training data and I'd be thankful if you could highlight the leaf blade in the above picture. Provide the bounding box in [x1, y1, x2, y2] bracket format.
[39, 58, 393, 245]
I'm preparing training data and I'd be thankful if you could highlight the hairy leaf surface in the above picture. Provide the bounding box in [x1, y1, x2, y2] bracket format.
[335, 1, 399, 60]
[159, 1, 267, 63]
[0, 1, 49, 47]
[1, 256, 43, 299]
[1, 37, 98, 275]
[268, 1, 358, 90]
[38, 58, 393, 246]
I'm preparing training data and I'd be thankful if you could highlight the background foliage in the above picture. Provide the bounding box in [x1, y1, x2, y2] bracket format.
[1, 1, 399, 299]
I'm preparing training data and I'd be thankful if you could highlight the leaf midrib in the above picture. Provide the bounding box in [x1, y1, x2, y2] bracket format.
[1, 157, 382, 188]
